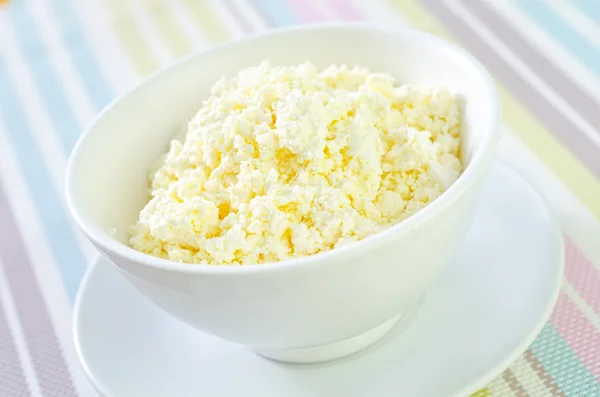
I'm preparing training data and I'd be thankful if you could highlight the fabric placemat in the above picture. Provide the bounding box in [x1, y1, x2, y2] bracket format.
[0, 0, 598, 396]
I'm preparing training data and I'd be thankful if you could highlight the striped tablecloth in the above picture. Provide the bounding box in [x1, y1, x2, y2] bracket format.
[0, 0, 599, 396]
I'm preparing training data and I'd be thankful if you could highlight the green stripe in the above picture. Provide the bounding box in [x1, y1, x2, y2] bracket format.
[147, 0, 193, 58]
[530, 325, 600, 396]
[180, 0, 230, 43]
[107, 0, 159, 76]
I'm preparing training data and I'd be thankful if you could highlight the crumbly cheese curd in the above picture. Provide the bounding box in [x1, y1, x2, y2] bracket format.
[129, 61, 462, 265]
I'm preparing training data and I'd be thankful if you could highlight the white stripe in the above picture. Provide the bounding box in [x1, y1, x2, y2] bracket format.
[206, 0, 245, 39]
[487, 376, 516, 397]
[489, 1, 600, 105]
[0, 14, 97, 263]
[233, 0, 268, 32]
[23, 0, 96, 128]
[444, 0, 600, 148]
[132, 0, 173, 65]
[164, 0, 210, 50]
[353, 0, 409, 27]
[0, 128, 98, 397]
[562, 281, 600, 333]
[70, 0, 139, 92]
[0, 259, 42, 397]
[508, 356, 549, 397]
[306, 0, 339, 20]
[548, 0, 600, 50]
[0, 13, 68, 183]
[498, 127, 600, 270]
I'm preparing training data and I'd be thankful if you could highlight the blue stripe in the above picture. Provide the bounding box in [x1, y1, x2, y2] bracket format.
[0, 61, 86, 302]
[515, 0, 600, 76]
[254, 0, 298, 26]
[530, 324, 600, 396]
[9, 2, 85, 152]
[50, 0, 113, 109]
[572, 0, 600, 21]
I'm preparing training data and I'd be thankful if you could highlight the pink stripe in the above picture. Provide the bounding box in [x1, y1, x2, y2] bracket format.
[550, 292, 600, 381]
[564, 238, 600, 316]
[0, 293, 30, 396]
[286, 0, 323, 22]
[328, 0, 362, 20]
[0, 189, 77, 396]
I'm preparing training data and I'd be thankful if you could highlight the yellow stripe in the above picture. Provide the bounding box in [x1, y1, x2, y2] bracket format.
[391, 0, 600, 219]
[180, 0, 230, 43]
[107, 0, 159, 76]
[501, 91, 600, 218]
[470, 388, 492, 397]
[147, 0, 193, 58]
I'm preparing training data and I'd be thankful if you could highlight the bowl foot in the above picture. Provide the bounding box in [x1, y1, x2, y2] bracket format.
[253, 308, 413, 364]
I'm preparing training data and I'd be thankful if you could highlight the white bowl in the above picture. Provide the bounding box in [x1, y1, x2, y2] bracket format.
[66, 23, 500, 364]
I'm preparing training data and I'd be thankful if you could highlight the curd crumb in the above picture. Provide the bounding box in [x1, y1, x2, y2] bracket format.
[129, 61, 462, 265]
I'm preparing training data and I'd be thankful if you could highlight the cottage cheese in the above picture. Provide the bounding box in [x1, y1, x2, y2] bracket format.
[129, 61, 462, 265]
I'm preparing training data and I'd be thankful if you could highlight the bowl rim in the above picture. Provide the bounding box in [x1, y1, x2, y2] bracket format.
[65, 21, 501, 275]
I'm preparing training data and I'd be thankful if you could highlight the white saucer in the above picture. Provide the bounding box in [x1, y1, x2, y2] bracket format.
[74, 162, 564, 397]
